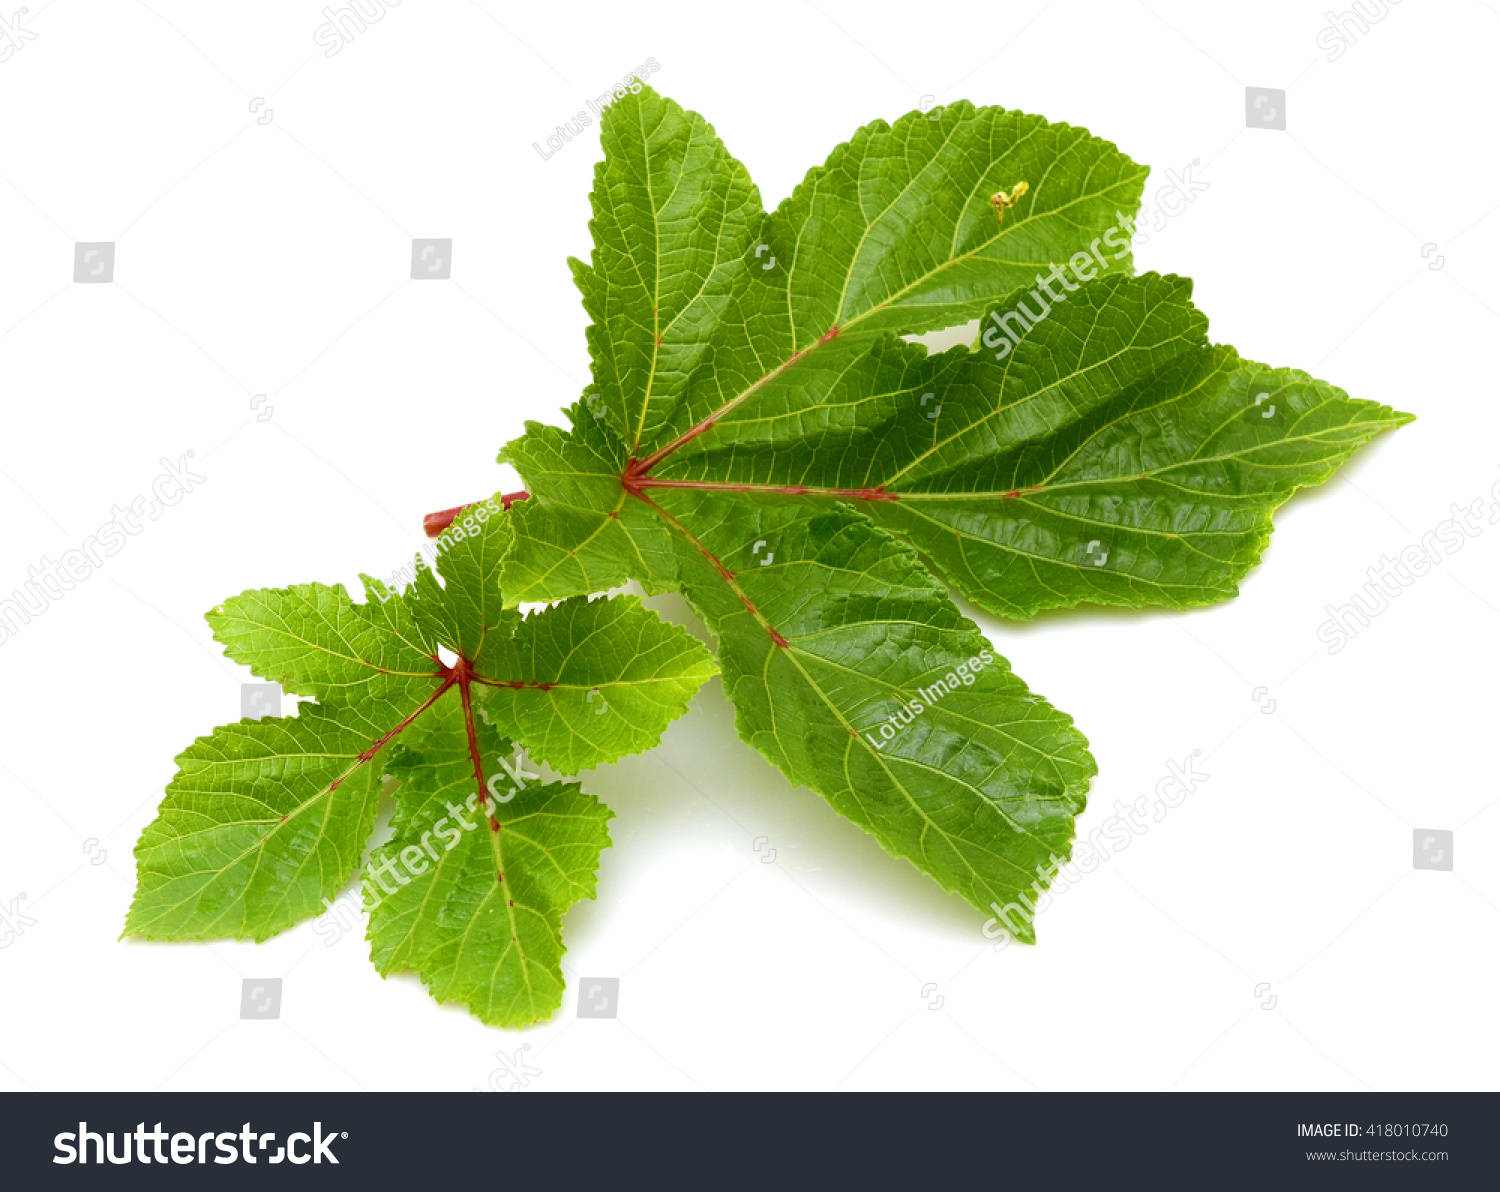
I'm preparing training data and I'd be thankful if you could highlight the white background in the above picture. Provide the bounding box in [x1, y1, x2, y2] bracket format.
[1, 0, 1496, 1092]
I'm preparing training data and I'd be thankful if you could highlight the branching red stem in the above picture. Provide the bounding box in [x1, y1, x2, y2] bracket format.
[329, 675, 455, 791]
[451, 657, 493, 819]
[424, 492, 529, 538]
[418, 324, 864, 649]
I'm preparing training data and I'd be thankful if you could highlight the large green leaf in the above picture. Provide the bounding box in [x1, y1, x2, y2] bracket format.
[495, 88, 1409, 940]
[578, 89, 1147, 459]
[659, 270, 1414, 618]
[669, 498, 1094, 934]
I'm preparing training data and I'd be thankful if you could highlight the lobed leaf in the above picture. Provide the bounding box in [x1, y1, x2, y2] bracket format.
[669, 498, 1094, 936]
[127, 508, 713, 1024]
[124, 706, 390, 942]
[576, 90, 1148, 458]
[660, 270, 1415, 618]
[480, 593, 718, 776]
[366, 700, 612, 1028]
[497, 88, 1410, 941]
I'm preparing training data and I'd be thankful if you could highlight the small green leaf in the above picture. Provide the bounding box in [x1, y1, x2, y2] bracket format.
[480, 593, 718, 776]
[206, 580, 437, 702]
[127, 510, 712, 1024]
[407, 498, 517, 659]
[366, 700, 612, 1028]
[124, 705, 390, 942]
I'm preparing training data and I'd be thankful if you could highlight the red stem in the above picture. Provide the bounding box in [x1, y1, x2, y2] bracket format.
[634, 477, 895, 501]
[422, 323, 856, 531]
[329, 675, 455, 791]
[628, 324, 842, 475]
[632, 489, 789, 649]
[453, 660, 502, 832]
[424, 491, 529, 538]
[417, 325, 857, 653]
